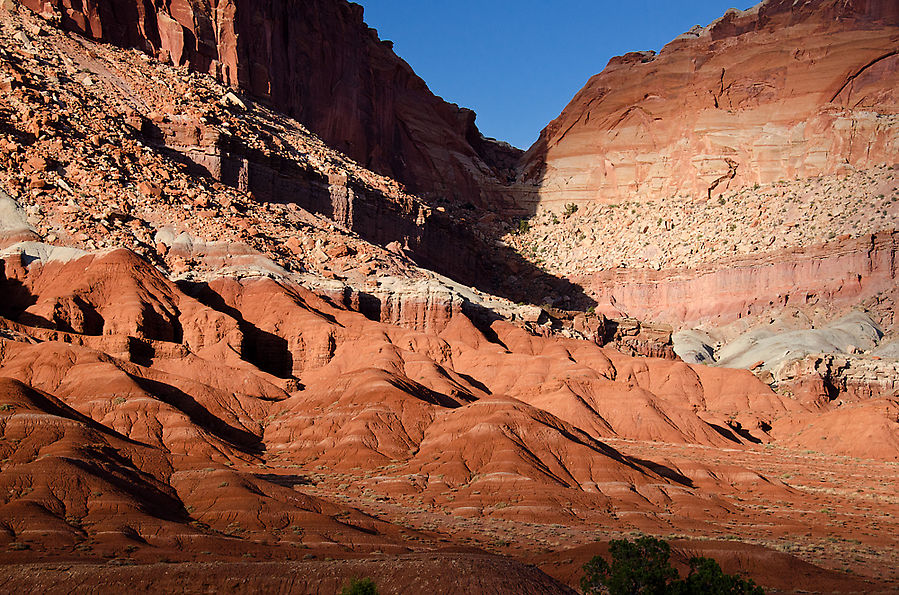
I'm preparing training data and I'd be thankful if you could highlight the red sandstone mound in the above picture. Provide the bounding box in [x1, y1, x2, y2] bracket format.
[0, 375, 412, 558]
[771, 397, 899, 460]
[517, 0, 899, 209]
[0, 245, 798, 533]
[0, 376, 189, 550]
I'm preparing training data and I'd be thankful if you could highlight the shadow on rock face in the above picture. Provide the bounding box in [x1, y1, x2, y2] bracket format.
[127, 373, 264, 454]
[92, 11, 597, 313]
[178, 281, 295, 380]
[146, 123, 597, 312]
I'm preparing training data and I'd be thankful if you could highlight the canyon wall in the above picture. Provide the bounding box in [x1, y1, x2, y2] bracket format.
[516, 0, 899, 209]
[19, 0, 519, 207]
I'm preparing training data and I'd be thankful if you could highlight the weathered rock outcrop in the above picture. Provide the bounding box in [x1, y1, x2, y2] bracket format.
[19, 0, 520, 207]
[516, 0, 899, 208]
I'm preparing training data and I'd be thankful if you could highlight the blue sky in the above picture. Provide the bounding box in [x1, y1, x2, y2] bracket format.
[357, 1, 754, 149]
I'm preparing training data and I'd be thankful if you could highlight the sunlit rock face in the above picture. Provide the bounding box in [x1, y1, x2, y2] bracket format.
[515, 0, 899, 210]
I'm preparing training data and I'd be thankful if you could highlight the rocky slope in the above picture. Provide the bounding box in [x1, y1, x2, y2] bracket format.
[507, 166, 898, 273]
[19, 0, 520, 208]
[516, 0, 898, 209]
[0, 5, 577, 315]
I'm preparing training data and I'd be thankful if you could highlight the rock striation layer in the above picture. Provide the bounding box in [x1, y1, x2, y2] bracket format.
[578, 231, 898, 327]
[516, 0, 899, 209]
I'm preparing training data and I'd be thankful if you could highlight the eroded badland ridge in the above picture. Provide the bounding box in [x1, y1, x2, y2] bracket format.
[0, 0, 896, 593]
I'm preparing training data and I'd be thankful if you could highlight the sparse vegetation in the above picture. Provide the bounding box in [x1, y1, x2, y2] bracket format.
[671, 557, 765, 595]
[564, 202, 579, 216]
[340, 577, 378, 595]
[581, 536, 764, 595]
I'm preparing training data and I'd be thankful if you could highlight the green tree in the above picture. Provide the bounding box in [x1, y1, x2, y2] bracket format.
[339, 577, 378, 595]
[581, 536, 676, 595]
[669, 557, 764, 595]
[581, 537, 765, 595]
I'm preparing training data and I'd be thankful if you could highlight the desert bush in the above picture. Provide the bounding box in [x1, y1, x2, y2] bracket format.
[581, 536, 676, 595]
[670, 557, 764, 595]
[581, 536, 764, 595]
[340, 577, 378, 595]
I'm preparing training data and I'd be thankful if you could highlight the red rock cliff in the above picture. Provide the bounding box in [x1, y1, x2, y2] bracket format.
[516, 0, 899, 208]
[19, 0, 520, 207]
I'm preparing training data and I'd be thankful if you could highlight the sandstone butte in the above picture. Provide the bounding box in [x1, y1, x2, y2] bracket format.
[0, 0, 897, 594]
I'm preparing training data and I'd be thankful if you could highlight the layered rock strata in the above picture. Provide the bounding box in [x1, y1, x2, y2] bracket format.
[516, 0, 899, 209]
[577, 231, 898, 327]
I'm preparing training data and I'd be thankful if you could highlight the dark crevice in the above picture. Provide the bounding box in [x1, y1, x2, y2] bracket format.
[829, 50, 899, 104]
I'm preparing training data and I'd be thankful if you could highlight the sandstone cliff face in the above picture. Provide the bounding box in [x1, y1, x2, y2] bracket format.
[516, 0, 899, 208]
[19, 0, 519, 207]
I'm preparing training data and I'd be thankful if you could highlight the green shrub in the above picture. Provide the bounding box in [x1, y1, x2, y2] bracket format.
[581, 536, 764, 595]
[340, 578, 378, 595]
[581, 536, 676, 595]
[670, 557, 764, 595]
[564, 203, 579, 216]
[517, 219, 531, 234]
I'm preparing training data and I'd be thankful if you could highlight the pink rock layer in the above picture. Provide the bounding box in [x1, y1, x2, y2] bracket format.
[576, 231, 897, 327]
